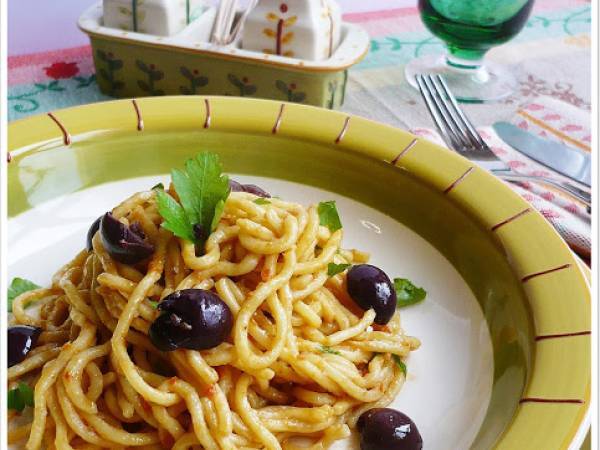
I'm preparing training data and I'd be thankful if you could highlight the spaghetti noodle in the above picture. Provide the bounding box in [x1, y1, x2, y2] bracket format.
[8, 184, 420, 450]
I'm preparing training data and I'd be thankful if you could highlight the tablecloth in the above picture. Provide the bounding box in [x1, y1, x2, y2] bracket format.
[7, 0, 591, 124]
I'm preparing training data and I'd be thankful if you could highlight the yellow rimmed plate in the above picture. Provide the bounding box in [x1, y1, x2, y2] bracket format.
[8, 96, 591, 449]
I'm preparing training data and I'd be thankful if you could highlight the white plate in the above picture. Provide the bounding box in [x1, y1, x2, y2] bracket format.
[8, 175, 493, 450]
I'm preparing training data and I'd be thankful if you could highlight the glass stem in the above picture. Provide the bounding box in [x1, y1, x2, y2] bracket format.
[445, 47, 487, 70]
[445, 48, 491, 83]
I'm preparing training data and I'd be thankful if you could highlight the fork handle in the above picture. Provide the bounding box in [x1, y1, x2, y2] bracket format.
[494, 172, 591, 208]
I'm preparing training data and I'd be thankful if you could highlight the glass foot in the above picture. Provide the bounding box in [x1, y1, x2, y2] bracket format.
[405, 54, 517, 103]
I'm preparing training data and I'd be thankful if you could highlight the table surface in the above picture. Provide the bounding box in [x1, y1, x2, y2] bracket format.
[7, 0, 591, 127]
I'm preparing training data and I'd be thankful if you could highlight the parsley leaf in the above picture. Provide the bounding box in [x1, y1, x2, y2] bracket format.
[148, 300, 159, 309]
[157, 190, 196, 242]
[8, 278, 40, 313]
[157, 153, 230, 246]
[151, 182, 164, 191]
[392, 354, 407, 376]
[394, 278, 426, 308]
[318, 201, 342, 232]
[254, 198, 271, 205]
[7, 382, 34, 413]
[320, 345, 341, 355]
[327, 263, 351, 277]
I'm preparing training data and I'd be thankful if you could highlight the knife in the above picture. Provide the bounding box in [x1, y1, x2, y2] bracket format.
[493, 121, 591, 187]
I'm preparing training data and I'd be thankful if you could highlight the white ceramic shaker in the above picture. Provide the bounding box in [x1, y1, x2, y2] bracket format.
[242, 0, 342, 61]
[103, 0, 209, 36]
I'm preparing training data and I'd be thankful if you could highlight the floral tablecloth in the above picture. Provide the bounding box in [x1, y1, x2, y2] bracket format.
[7, 0, 591, 123]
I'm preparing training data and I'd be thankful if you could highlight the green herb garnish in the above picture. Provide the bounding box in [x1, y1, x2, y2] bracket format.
[327, 263, 351, 277]
[394, 278, 426, 308]
[157, 153, 230, 246]
[8, 278, 40, 313]
[320, 345, 341, 355]
[151, 182, 164, 191]
[392, 354, 407, 376]
[318, 201, 342, 232]
[253, 198, 271, 205]
[7, 382, 34, 413]
[148, 300, 159, 309]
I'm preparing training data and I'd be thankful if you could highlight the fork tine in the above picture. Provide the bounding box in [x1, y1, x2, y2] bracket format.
[435, 75, 489, 150]
[415, 75, 462, 151]
[424, 75, 472, 150]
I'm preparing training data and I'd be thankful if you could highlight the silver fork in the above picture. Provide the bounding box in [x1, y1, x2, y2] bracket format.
[415, 74, 591, 208]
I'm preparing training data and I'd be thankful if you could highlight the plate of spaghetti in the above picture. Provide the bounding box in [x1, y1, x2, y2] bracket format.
[7, 97, 590, 450]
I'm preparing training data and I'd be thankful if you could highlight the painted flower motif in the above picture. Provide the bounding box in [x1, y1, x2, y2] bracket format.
[519, 181, 533, 190]
[529, 170, 551, 177]
[507, 160, 526, 169]
[540, 191, 555, 201]
[540, 208, 561, 219]
[525, 103, 544, 111]
[44, 62, 79, 80]
[564, 202, 580, 214]
[522, 193, 535, 202]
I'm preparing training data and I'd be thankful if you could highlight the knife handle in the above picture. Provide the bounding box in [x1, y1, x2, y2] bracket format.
[495, 172, 591, 209]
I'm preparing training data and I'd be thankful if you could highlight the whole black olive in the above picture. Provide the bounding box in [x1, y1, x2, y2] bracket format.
[347, 264, 396, 325]
[149, 289, 233, 351]
[357, 408, 422, 450]
[8, 326, 41, 367]
[241, 184, 271, 198]
[229, 179, 271, 198]
[229, 180, 245, 192]
[100, 212, 154, 264]
[86, 216, 102, 251]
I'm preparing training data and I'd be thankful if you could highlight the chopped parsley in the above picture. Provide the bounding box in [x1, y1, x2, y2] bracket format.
[327, 263, 351, 277]
[7, 382, 34, 413]
[320, 345, 341, 355]
[392, 354, 407, 376]
[394, 278, 426, 308]
[253, 198, 271, 205]
[8, 278, 40, 312]
[156, 153, 230, 246]
[318, 201, 342, 232]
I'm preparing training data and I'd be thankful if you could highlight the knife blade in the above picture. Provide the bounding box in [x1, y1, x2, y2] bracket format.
[493, 121, 591, 187]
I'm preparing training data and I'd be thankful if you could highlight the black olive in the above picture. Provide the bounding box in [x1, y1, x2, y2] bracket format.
[357, 408, 422, 450]
[86, 216, 102, 252]
[149, 289, 233, 351]
[229, 179, 271, 198]
[8, 326, 41, 367]
[100, 212, 154, 264]
[347, 264, 396, 325]
[229, 180, 245, 192]
[242, 184, 271, 198]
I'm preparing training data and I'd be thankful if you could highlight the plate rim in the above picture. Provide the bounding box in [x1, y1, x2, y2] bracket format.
[7, 96, 591, 449]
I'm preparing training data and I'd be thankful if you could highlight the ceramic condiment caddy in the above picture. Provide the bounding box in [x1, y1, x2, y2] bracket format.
[79, 0, 369, 109]
[103, 0, 209, 36]
[242, 0, 341, 61]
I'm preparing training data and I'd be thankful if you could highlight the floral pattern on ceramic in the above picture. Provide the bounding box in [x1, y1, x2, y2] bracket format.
[179, 67, 208, 94]
[243, 0, 342, 61]
[275, 80, 306, 103]
[90, 40, 347, 108]
[262, 5, 298, 57]
[136, 60, 164, 95]
[227, 75, 257, 97]
[96, 50, 125, 94]
[102, 0, 208, 36]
